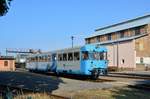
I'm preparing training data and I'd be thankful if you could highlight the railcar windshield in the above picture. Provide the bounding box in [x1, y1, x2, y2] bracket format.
[82, 51, 89, 60]
[99, 52, 107, 60]
[82, 51, 107, 60]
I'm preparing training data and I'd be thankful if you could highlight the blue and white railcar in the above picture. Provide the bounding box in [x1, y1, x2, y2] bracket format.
[26, 53, 52, 72]
[26, 44, 108, 79]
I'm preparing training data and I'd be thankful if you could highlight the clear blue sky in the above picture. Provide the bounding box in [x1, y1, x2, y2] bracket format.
[0, 0, 150, 54]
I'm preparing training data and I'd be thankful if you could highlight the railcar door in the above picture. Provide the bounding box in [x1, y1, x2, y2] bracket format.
[50, 53, 57, 72]
[80, 51, 91, 75]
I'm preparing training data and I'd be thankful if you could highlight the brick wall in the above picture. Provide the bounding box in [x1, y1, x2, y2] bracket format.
[0, 59, 15, 71]
[135, 24, 150, 57]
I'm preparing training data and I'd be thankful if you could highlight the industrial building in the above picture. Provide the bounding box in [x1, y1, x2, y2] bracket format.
[0, 56, 15, 71]
[85, 14, 150, 71]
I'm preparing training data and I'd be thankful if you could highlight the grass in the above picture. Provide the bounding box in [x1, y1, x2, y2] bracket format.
[0, 86, 150, 99]
[70, 87, 150, 99]
[14, 93, 57, 99]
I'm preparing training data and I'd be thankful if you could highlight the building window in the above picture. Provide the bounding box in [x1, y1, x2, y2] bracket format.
[121, 59, 125, 64]
[140, 25, 147, 34]
[100, 35, 105, 42]
[130, 29, 135, 36]
[135, 42, 140, 51]
[4, 61, 8, 66]
[107, 34, 112, 40]
[111, 33, 117, 40]
[135, 27, 140, 35]
[135, 42, 144, 51]
[119, 31, 125, 38]
[140, 57, 143, 64]
[90, 38, 96, 43]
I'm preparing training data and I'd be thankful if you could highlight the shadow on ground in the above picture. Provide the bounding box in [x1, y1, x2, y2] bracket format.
[0, 71, 63, 98]
[111, 80, 150, 99]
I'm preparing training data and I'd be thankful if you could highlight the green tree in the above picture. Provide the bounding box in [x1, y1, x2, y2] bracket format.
[0, 0, 12, 16]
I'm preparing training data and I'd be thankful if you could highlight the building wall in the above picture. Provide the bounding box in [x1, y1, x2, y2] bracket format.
[118, 41, 136, 68]
[0, 60, 15, 71]
[107, 44, 117, 67]
[135, 24, 150, 65]
[106, 41, 136, 69]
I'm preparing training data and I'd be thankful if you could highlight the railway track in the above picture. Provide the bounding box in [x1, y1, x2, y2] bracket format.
[0, 84, 69, 99]
[16, 68, 117, 83]
[44, 72, 116, 82]
[43, 71, 150, 82]
[16, 69, 150, 85]
[128, 84, 150, 91]
[23, 70, 150, 84]
[107, 73, 150, 80]
[17, 68, 150, 81]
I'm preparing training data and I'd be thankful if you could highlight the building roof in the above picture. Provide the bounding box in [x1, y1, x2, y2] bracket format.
[86, 14, 150, 39]
[91, 33, 147, 45]
[0, 56, 15, 60]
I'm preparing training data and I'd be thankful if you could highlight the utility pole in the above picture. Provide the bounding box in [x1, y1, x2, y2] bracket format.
[6, 48, 8, 56]
[71, 36, 74, 48]
[116, 42, 119, 71]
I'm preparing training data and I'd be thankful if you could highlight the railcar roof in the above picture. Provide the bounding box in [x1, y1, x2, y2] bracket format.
[81, 44, 107, 52]
[50, 46, 81, 53]
[28, 52, 51, 57]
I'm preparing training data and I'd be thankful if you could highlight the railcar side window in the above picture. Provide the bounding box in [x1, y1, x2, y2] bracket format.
[68, 53, 73, 61]
[82, 51, 89, 60]
[58, 54, 63, 61]
[43, 56, 47, 62]
[48, 55, 51, 62]
[44, 56, 47, 62]
[74, 52, 80, 61]
[39, 56, 42, 62]
[27, 58, 30, 62]
[35, 56, 38, 62]
[31, 57, 34, 62]
[63, 53, 67, 61]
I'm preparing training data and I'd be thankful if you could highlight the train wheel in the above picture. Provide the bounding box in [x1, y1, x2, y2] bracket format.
[91, 69, 99, 80]
[29, 70, 33, 72]
[55, 71, 60, 77]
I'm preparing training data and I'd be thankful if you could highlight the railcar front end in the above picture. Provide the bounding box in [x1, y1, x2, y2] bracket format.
[80, 45, 108, 79]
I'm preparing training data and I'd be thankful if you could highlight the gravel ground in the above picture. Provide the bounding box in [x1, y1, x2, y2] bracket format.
[52, 77, 113, 96]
